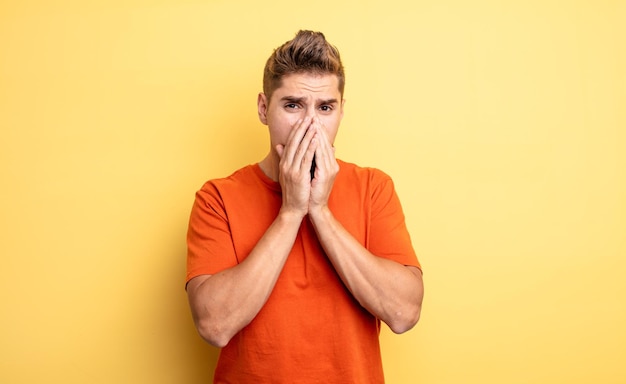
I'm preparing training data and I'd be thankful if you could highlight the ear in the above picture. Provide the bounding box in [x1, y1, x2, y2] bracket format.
[257, 93, 269, 125]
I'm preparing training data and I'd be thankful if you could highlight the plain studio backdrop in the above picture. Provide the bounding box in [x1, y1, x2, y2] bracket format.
[1, 1, 624, 383]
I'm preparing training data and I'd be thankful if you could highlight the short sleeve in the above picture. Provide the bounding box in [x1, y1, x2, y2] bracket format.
[186, 182, 238, 284]
[368, 174, 421, 270]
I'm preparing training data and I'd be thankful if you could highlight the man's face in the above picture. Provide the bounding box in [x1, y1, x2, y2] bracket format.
[257, 73, 344, 150]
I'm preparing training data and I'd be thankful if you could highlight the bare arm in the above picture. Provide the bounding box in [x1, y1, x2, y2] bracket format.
[309, 119, 424, 333]
[187, 117, 317, 347]
[308, 207, 424, 333]
[187, 211, 303, 347]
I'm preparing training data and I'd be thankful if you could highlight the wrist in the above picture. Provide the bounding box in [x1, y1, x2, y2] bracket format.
[277, 207, 307, 223]
[308, 204, 332, 224]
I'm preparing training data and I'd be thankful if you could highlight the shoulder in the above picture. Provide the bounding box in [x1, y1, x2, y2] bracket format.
[194, 164, 259, 204]
[337, 159, 394, 188]
[198, 164, 257, 191]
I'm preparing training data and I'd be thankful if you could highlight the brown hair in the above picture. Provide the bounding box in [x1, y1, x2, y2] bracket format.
[263, 30, 345, 102]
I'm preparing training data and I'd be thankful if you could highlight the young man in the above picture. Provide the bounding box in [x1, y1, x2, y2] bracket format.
[186, 30, 424, 383]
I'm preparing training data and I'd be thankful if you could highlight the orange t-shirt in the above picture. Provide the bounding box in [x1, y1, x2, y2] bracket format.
[186, 160, 420, 383]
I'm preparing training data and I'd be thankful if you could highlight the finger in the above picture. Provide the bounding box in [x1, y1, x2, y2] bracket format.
[303, 133, 318, 174]
[291, 120, 317, 171]
[294, 125, 318, 176]
[312, 119, 332, 165]
[313, 125, 338, 182]
[283, 117, 312, 163]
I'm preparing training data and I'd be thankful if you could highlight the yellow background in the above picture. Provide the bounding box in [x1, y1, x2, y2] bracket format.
[1, 1, 624, 383]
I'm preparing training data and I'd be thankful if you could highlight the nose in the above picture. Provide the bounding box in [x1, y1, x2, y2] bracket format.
[304, 107, 318, 121]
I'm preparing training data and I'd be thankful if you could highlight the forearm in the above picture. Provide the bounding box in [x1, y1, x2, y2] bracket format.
[309, 206, 424, 333]
[187, 211, 303, 347]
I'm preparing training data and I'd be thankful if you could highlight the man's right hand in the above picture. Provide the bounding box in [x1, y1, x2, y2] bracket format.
[275, 116, 318, 218]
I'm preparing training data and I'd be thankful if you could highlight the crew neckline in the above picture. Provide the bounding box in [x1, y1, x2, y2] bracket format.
[250, 159, 348, 193]
[252, 163, 281, 192]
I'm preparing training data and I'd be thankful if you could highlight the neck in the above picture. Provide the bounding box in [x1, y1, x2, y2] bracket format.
[258, 151, 280, 181]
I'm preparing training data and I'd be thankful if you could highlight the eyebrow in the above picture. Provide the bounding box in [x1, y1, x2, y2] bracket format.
[280, 96, 339, 105]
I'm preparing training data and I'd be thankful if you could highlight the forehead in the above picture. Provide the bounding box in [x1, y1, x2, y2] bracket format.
[271, 73, 341, 101]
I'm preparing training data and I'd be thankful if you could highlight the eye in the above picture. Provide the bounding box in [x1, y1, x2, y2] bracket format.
[284, 103, 299, 110]
[319, 105, 333, 112]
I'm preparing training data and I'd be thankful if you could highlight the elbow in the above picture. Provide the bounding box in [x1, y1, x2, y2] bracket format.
[196, 320, 233, 348]
[388, 304, 422, 334]
[388, 268, 424, 334]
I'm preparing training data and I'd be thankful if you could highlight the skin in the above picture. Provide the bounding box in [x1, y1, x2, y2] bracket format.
[186, 73, 424, 348]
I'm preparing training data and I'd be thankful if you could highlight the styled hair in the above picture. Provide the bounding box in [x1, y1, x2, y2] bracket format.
[263, 30, 345, 101]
